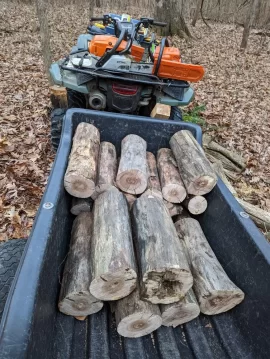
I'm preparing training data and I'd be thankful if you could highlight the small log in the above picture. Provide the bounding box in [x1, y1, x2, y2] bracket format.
[146, 151, 162, 199]
[64, 123, 100, 198]
[75, 316, 87, 321]
[163, 200, 183, 217]
[151, 103, 171, 119]
[70, 197, 93, 215]
[132, 195, 193, 304]
[160, 289, 200, 327]
[203, 134, 246, 170]
[115, 288, 162, 338]
[50, 85, 67, 108]
[170, 130, 217, 195]
[58, 213, 103, 317]
[182, 195, 207, 215]
[175, 217, 244, 315]
[96, 141, 117, 194]
[116, 134, 148, 195]
[123, 193, 137, 211]
[236, 198, 270, 231]
[157, 148, 186, 203]
[90, 187, 137, 301]
[205, 149, 242, 173]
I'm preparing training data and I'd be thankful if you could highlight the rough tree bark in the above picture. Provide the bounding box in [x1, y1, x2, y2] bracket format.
[155, 0, 192, 38]
[191, 0, 203, 27]
[36, 0, 52, 83]
[241, 0, 261, 49]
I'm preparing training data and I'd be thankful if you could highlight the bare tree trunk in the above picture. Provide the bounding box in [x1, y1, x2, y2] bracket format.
[36, 0, 52, 84]
[241, 0, 261, 49]
[89, 0, 95, 19]
[192, 0, 203, 26]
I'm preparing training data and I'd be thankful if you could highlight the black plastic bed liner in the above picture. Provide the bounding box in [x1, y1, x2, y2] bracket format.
[0, 110, 270, 359]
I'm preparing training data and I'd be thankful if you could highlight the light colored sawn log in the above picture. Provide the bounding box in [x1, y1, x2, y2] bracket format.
[157, 148, 186, 203]
[175, 217, 244, 315]
[64, 123, 100, 198]
[115, 288, 162, 338]
[151, 103, 171, 119]
[170, 130, 217, 195]
[132, 195, 193, 304]
[182, 195, 207, 215]
[116, 134, 148, 195]
[58, 213, 103, 317]
[90, 187, 137, 301]
[160, 289, 200, 327]
[96, 141, 117, 194]
[146, 151, 163, 199]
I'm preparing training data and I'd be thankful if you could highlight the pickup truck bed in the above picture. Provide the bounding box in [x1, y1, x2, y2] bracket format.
[0, 110, 270, 359]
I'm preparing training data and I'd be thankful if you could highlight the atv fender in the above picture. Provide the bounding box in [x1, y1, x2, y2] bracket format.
[155, 87, 194, 107]
[50, 63, 63, 86]
[77, 34, 93, 50]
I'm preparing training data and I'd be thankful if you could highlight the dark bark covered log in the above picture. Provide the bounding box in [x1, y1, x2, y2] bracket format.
[175, 217, 245, 315]
[157, 148, 186, 203]
[132, 195, 193, 304]
[182, 195, 207, 215]
[96, 141, 117, 194]
[160, 289, 200, 327]
[116, 134, 148, 195]
[58, 213, 103, 317]
[115, 288, 162, 338]
[146, 151, 162, 199]
[64, 123, 100, 198]
[170, 130, 217, 195]
[70, 197, 93, 215]
[90, 187, 137, 301]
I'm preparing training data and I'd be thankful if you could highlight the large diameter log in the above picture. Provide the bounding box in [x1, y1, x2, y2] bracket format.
[160, 289, 200, 327]
[132, 195, 193, 304]
[182, 195, 207, 215]
[146, 152, 162, 199]
[70, 197, 93, 215]
[115, 288, 162, 338]
[90, 187, 137, 301]
[58, 213, 103, 317]
[157, 148, 186, 203]
[170, 130, 217, 195]
[116, 135, 148, 195]
[64, 123, 100, 198]
[96, 141, 117, 194]
[175, 217, 244, 315]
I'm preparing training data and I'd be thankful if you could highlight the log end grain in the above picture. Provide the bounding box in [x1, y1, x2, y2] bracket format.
[58, 291, 103, 317]
[75, 316, 87, 321]
[162, 184, 186, 203]
[187, 196, 207, 215]
[199, 290, 245, 315]
[90, 269, 137, 301]
[142, 268, 193, 305]
[64, 174, 95, 198]
[161, 302, 200, 327]
[116, 169, 147, 195]
[187, 175, 217, 196]
[117, 312, 162, 338]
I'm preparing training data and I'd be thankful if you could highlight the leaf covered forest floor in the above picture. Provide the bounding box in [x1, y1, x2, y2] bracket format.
[0, 2, 269, 240]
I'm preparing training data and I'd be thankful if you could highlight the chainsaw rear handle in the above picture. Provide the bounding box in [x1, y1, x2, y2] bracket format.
[152, 20, 167, 27]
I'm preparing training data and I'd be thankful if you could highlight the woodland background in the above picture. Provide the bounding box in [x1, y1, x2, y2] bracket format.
[0, 0, 270, 241]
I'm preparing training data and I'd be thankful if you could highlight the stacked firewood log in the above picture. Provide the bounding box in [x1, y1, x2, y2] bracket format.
[59, 122, 245, 337]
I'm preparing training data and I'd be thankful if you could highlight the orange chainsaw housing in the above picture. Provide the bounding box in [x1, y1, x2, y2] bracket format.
[153, 46, 204, 82]
[89, 35, 144, 62]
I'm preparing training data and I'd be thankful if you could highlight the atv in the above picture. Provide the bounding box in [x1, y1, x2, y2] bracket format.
[49, 14, 204, 149]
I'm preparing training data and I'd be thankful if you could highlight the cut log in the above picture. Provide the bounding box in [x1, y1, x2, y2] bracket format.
[164, 200, 183, 217]
[123, 193, 137, 211]
[116, 134, 148, 195]
[75, 316, 87, 321]
[132, 195, 193, 304]
[115, 288, 162, 338]
[182, 195, 207, 215]
[203, 134, 246, 170]
[146, 151, 162, 199]
[170, 130, 217, 195]
[96, 141, 117, 194]
[160, 289, 200, 327]
[157, 148, 186, 203]
[205, 149, 242, 173]
[64, 123, 100, 198]
[236, 198, 270, 231]
[58, 213, 103, 317]
[175, 217, 245, 315]
[70, 197, 93, 215]
[50, 85, 67, 108]
[90, 187, 137, 301]
[151, 103, 171, 119]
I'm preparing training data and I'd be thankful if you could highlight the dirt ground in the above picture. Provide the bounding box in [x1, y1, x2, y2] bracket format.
[0, 2, 269, 240]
